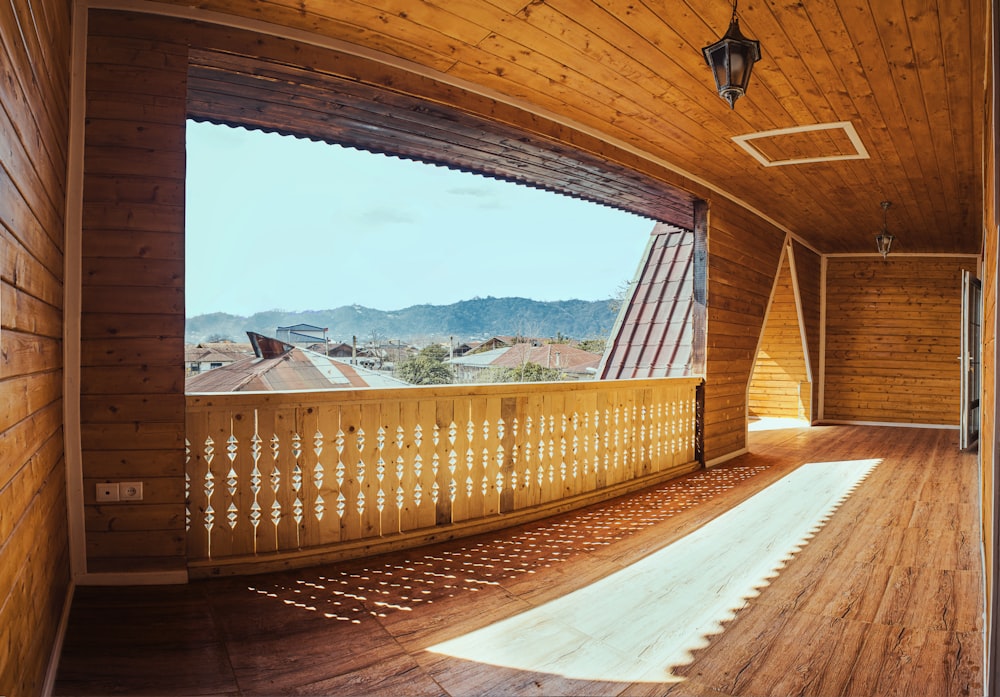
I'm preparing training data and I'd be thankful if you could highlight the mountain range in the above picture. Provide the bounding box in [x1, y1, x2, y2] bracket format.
[186, 296, 620, 345]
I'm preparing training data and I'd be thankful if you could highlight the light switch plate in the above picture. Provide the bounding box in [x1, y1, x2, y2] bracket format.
[96, 483, 119, 502]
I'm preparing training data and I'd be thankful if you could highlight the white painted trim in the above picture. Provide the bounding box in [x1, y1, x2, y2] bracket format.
[787, 242, 813, 385]
[77, 570, 190, 586]
[706, 448, 748, 468]
[745, 238, 789, 443]
[824, 252, 981, 259]
[818, 256, 827, 422]
[82, 0, 819, 253]
[64, 0, 88, 583]
[41, 581, 76, 697]
[816, 419, 960, 430]
[732, 121, 870, 168]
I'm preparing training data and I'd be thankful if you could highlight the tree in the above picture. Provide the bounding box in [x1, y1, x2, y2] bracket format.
[397, 345, 454, 385]
[365, 328, 387, 369]
[417, 343, 450, 362]
[577, 338, 606, 353]
[474, 362, 562, 384]
[608, 279, 633, 314]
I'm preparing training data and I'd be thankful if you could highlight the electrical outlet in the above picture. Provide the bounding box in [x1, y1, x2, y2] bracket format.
[96, 483, 119, 502]
[120, 482, 143, 501]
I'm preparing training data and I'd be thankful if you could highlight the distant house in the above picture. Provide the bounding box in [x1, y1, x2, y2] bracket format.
[448, 342, 601, 382]
[276, 323, 329, 347]
[184, 341, 254, 376]
[467, 335, 549, 354]
[327, 342, 355, 358]
[186, 332, 410, 392]
[452, 341, 479, 357]
[494, 343, 601, 380]
[448, 347, 509, 382]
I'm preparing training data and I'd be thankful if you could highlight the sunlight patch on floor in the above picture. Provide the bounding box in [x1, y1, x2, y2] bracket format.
[749, 416, 811, 431]
[427, 457, 881, 683]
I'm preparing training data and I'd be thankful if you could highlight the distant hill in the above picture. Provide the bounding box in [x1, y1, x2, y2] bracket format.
[186, 297, 618, 345]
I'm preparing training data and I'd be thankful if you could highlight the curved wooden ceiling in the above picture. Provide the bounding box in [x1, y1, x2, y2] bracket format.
[153, 0, 987, 254]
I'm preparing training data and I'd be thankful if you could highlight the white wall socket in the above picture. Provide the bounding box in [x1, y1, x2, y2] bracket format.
[120, 482, 143, 501]
[96, 483, 119, 502]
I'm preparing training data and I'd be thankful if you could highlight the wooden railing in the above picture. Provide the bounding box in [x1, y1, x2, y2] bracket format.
[185, 377, 703, 575]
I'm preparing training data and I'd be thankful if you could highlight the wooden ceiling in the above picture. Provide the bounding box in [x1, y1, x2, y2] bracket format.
[156, 0, 987, 254]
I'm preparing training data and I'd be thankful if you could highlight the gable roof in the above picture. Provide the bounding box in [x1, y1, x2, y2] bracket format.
[277, 324, 327, 332]
[186, 333, 409, 392]
[600, 224, 696, 379]
[493, 343, 600, 373]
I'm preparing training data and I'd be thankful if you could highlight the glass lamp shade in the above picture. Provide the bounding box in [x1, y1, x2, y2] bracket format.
[702, 16, 762, 109]
[875, 231, 895, 259]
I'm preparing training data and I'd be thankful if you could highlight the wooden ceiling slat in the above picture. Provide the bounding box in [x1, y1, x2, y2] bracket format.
[812, 1, 937, 247]
[868, 0, 955, 241]
[141, 0, 984, 254]
[935, 0, 983, 245]
[253, 0, 460, 73]
[576, 1, 869, 247]
[899, 0, 963, 236]
[744, 2, 874, 237]
[463, 3, 727, 167]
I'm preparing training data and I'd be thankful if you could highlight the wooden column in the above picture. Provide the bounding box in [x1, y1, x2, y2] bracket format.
[80, 10, 189, 574]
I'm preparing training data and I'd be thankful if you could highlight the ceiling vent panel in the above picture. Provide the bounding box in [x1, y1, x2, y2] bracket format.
[733, 121, 869, 167]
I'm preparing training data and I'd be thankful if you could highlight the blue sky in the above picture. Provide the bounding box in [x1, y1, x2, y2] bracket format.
[184, 121, 656, 317]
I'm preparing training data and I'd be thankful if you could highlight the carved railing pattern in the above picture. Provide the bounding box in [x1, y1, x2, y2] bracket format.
[185, 377, 702, 563]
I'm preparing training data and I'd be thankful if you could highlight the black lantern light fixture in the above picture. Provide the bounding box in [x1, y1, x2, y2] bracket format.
[875, 200, 894, 259]
[702, 0, 762, 109]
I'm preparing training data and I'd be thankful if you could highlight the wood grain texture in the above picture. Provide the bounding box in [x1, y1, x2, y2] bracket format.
[824, 257, 977, 425]
[749, 249, 810, 420]
[139, 0, 986, 257]
[54, 424, 982, 697]
[185, 378, 701, 574]
[80, 11, 189, 573]
[983, 33, 998, 633]
[704, 200, 787, 461]
[792, 241, 822, 421]
[0, 0, 72, 695]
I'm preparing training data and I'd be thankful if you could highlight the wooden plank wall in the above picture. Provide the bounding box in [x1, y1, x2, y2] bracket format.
[704, 201, 786, 461]
[982, 21, 997, 657]
[0, 0, 72, 693]
[81, 11, 188, 574]
[748, 251, 810, 420]
[824, 256, 977, 425]
[792, 241, 822, 421]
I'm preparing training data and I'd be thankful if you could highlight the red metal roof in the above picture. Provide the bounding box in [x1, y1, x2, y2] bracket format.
[186, 334, 410, 392]
[492, 343, 601, 374]
[599, 224, 695, 379]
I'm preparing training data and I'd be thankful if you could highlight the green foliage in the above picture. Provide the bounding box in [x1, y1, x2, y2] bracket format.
[397, 355, 454, 385]
[474, 362, 563, 384]
[576, 338, 606, 353]
[418, 343, 450, 362]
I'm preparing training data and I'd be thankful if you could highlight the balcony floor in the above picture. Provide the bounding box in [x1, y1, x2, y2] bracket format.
[54, 424, 983, 696]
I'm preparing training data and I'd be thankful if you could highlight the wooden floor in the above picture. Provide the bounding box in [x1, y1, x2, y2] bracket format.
[54, 424, 984, 696]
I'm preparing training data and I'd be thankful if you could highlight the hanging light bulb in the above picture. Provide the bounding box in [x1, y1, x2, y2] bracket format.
[702, 0, 762, 109]
[875, 201, 894, 259]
